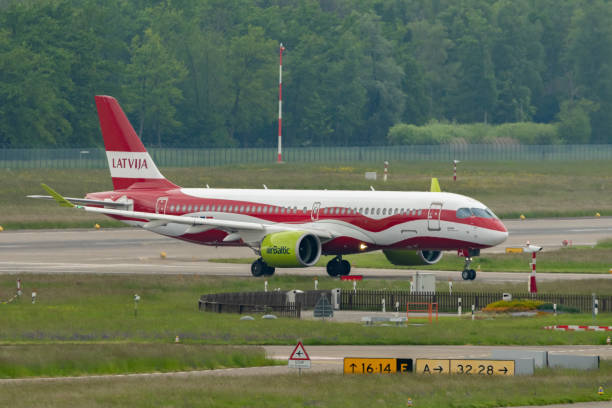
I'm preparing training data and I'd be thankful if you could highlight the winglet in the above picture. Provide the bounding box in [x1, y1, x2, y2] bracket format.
[40, 184, 75, 208]
[430, 178, 441, 192]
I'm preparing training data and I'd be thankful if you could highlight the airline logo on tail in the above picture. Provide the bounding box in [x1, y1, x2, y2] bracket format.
[106, 151, 162, 179]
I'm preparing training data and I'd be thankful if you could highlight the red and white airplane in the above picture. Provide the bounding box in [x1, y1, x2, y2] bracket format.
[31, 96, 508, 280]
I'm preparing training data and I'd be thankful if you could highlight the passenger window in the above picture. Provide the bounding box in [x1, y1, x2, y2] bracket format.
[395, 208, 399, 214]
[382, 208, 387, 215]
[456, 208, 472, 219]
[222, 205, 227, 212]
[240, 206, 245, 212]
[263, 207, 268, 213]
[359, 208, 363, 214]
[364, 208, 369, 215]
[376, 208, 381, 215]
[303, 207, 307, 214]
[169, 205, 175, 212]
[182, 205, 187, 212]
[417, 210, 422, 216]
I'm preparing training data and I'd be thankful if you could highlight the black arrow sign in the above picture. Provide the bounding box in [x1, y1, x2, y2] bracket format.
[498, 367, 508, 374]
[350, 363, 357, 373]
[434, 366, 443, 373]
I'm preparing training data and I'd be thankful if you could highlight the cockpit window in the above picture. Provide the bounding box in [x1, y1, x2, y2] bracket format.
[471, 208, 493, 218]
[456, 208, 472, 219]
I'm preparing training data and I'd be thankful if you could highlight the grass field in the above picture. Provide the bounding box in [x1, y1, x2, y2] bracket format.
[1, 160, 611, 229]
[210, 238, 612, 273]
[0, 363, 610, 407]
[1, 274, 610, 347]
[0, 344, 274, 378]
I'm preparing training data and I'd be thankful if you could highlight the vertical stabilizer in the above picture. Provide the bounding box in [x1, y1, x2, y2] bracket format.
[95, 95, 178, 190]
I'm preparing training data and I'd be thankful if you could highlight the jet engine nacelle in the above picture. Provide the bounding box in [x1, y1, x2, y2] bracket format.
[261, 231, 321, 268]
[382, 249, 443, 266]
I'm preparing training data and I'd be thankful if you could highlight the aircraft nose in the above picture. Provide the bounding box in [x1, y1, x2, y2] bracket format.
[495, 221, 509, 245]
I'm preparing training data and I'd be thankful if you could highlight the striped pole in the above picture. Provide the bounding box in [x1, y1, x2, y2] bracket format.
[277, 43, 285, 163]
[383, 161, 389, 182]
[529, 251, 538, 293]
[453, 159, 459, 181]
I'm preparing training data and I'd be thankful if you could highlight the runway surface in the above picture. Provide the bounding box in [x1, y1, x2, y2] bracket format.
[1, 217, 611, 281]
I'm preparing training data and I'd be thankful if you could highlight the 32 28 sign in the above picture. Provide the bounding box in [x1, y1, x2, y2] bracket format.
[450, 360, 514, 376]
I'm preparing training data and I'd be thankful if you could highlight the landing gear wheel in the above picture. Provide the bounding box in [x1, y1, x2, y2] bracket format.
[340, 260, 351, 276]
[327, 257, 351, 277]
[326, 257, 341, 277]
[326, 258, 340, 278]
[251, 258, 269, 277]
[468, 269, 476, 280]
[461, 269, 470, 280]
[263, 265, 275, 276]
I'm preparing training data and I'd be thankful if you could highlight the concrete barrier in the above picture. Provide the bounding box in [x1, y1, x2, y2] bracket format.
[548, 354, 600, 370]
[491, 349, 548, 368]
[515, 358, 535, 376]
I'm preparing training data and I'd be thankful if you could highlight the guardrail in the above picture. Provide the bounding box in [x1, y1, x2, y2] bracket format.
[2, 144, 612, 168]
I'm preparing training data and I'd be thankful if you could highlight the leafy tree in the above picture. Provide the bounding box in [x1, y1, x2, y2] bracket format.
[556, 99, 598, 144]
[565, 0, 612, 143]
[124, 28, 187, 146]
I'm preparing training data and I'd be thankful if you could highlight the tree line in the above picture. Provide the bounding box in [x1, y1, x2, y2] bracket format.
[1, 0, 611, 148]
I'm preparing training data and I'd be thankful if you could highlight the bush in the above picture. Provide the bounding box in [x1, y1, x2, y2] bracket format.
[388, 121, 561, 145]
[490, 122, 561, 144]
[483, 299, 545, 313]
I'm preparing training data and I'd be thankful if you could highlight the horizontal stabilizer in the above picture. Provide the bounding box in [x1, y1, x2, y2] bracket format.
[27, 195, 130, 208]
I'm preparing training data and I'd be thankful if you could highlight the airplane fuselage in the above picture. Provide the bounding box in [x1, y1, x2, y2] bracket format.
[87, 188, 508, 255]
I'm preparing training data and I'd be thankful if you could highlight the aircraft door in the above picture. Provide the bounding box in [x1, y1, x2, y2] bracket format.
[427, 202, 442, 231]
[311, 202, 321, 221]
[155, 197, 168, 214]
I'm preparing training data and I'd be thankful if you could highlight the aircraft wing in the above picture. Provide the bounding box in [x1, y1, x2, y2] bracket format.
[79, 205, 333, 239]
[32, 184, 334, 240]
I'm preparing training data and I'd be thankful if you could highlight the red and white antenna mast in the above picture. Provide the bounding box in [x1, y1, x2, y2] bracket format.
[277, 43, 285, 163]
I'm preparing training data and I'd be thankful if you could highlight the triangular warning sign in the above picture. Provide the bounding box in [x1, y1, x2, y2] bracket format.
[289, 341, 310, 361]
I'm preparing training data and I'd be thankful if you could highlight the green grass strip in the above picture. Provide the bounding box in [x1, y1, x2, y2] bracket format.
[0, 344, 275, 378]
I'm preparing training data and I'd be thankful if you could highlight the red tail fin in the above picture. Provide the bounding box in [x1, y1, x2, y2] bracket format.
[95, 95, 178, 190]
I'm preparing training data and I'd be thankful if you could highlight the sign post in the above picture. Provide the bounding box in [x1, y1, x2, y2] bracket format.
[288, 341, 311, 375]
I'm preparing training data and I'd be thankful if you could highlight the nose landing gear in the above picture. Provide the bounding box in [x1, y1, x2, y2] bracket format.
[459, 249, 479, 280]
[326, 256, 351, 277]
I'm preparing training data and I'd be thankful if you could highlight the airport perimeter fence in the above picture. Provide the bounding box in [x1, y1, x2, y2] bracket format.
[198, 300, 301, 318]
[2, 144, 612, 169]
[200, 289, 610, 315]
[198, 290, 334, 318]
[341, 290, 612, 313]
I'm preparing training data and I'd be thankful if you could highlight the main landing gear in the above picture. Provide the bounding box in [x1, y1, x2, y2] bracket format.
[251, 258, 275, 277]
[461, 257, 476, 281]
[326, 255, 351, 277]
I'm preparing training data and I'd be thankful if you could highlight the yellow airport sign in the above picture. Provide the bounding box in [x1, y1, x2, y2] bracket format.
[415, 359, 450, 375]
[344, 358, 413, 374]
[505, 247, 524, 254]
[450, 359, 515, 376]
